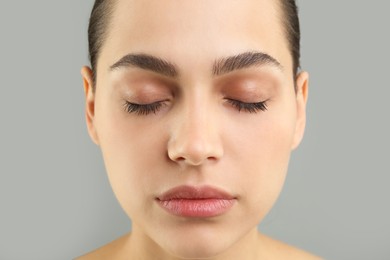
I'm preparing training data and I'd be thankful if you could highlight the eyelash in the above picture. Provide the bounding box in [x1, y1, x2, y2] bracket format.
[123, 99, 268, 115]
[226, 99, 268, 113]
[123, 101, 165, 115]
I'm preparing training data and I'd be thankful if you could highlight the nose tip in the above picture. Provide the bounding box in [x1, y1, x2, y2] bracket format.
[168, 140, 222, 166]
[167, 115, 224, 166]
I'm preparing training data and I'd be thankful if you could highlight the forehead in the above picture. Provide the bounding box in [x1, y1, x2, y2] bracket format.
[102, 0, 291, 73]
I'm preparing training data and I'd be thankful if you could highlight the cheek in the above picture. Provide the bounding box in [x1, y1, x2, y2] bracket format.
[95, 100, 169, 217]
[225, 101, 296, 216]
[244, 121, 292, 195]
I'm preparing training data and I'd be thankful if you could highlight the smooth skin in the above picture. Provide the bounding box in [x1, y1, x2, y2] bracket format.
[78, 0, 321, 259]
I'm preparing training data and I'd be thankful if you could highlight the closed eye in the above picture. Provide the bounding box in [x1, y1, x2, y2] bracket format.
[123, 101, 166, 115]
[123, 99, 268, 116]
[226, 99, 268, 113]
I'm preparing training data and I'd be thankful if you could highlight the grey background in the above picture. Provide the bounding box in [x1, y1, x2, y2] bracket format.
[0, 1, 389, 259]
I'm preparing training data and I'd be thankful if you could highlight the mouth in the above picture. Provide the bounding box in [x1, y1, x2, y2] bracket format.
[156, 185, 237, 218]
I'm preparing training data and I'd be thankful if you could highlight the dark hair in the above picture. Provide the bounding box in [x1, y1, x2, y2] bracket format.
[278, 0, 301, 76]
[88, 0, 116, 85]
[88, 0, 301, 87]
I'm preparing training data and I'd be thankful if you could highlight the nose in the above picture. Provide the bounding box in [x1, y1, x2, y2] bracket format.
[167, 104, 223, 166]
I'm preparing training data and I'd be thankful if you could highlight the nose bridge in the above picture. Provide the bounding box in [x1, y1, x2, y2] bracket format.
[185, 99, 213, 146]
[168, 90, 223, 165]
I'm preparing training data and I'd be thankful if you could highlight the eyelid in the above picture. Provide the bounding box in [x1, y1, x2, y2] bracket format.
[225, 98, 268, 113]
[123, 100, 167, 115]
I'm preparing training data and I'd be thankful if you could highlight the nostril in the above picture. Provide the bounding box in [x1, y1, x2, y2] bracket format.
[176, 156, 185, 162]
[207, 156, 218, 162]
[167, 150, 186, 163]
[172, 154, 215, 166]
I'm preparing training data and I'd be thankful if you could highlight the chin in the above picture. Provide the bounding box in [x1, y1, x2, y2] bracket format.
[166, 243, 226, 260]
[156, 229, 235, 260]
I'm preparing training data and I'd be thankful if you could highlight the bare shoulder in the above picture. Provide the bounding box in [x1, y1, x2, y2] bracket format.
[75, 233, 130, 260]
[259, 233, 323, 260]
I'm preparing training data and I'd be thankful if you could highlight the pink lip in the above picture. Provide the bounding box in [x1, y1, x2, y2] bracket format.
[156, 185, 236, 218]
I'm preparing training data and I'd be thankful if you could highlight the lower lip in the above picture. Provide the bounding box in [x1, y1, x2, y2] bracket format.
[157, 199, 235, 218]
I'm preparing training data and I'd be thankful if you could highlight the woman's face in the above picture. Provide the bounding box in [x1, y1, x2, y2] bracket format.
[82, 0, 308, 258]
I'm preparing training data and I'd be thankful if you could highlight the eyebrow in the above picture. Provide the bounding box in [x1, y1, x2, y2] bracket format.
[109, 54, 178, 77]
[109, 51, 282, 78]
[212, 51, 283, 76]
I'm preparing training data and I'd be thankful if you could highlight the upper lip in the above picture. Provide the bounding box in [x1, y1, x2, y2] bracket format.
[156, 185, 236, 201]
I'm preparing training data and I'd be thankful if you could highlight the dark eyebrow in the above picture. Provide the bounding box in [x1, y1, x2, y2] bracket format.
[213, 52, 283, 76]
[109, 54, 178, 78]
